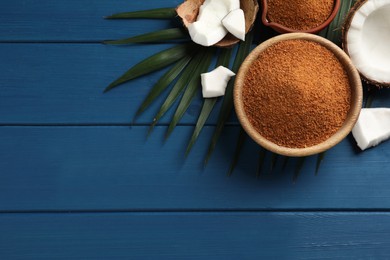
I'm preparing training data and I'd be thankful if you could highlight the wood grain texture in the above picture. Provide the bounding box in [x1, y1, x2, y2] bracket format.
[0, 0, 181, 42]
[0, 43, 222, 125]
[0, 0, 353, 43]
[2, 0, 390, 258]
[1, 126, 390, 211]
[1, 212, 390, 259]
[1, 43, 390, 125]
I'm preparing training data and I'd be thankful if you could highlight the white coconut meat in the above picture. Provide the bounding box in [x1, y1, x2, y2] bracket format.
[345, 0, 390, 85]
[352, 108, 390, 150]
[188, 21, 228, 47]
[201, 66, 236, 98]
[222, 9, 246, 41]
[203, 0, 240, 16]
[188, 0, 243, 47]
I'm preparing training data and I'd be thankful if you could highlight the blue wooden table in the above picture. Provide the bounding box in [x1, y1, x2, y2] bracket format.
[1, 0, 390, 258]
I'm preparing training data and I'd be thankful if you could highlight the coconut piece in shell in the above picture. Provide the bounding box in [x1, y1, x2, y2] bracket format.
[187, 0, 232, 46]
[177, 0, 259, 47]
[222, 9, 246, 41]
[343, 0, 390, 87]
[188, 21, 228, 46]
[201, 0, 239, 20]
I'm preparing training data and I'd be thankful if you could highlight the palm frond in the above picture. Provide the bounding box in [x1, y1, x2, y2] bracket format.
[293, 157, 306, 183]
[365, 87, 377, 108]
[204, 31, 254, 165]
[325, 0, 356, 44]
[149, 48, 205, 133]
[186, 48, 233, 155]
[105, 7, 176, 19]
[103, 28, 187, 45]
[228, 128, 246, 176]
[166, 48, 215, 138]
[134, 55, 193, 119]
[187, 98, 217, 155]
[315, 152, 326, 175]
[104, 43, 193, 93]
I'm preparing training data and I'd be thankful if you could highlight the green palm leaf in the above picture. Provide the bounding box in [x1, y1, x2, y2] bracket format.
[217, 48, 234, 66]
[149, 49, 205, 133]
[315, 152, 326, 175]
[186, 99, 217, 155]
[104, 44, 192, 93]
[324, 0, 356, 44]
[105, 7, 176, 19]
[103, 28, 188, 45]
[228, 127, 246, 176]
[293, 157, 306, 182]
[186, 48, 233, 155]
[204, 31, 254, 165]
[166, 48, 215, 138]
[134, 55, 193, 119]
[365, 87, 377, 108]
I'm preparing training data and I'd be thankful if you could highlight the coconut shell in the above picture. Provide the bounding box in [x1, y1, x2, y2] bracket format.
[176, 0, 259, 47]
[342, 0, 390, 88]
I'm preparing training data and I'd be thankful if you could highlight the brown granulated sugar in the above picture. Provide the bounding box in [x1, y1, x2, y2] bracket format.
[242, 39, 351, 148]
[267, 0, 334, 31]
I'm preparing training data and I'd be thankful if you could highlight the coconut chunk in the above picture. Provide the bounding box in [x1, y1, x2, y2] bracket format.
[187, 0, 241, 46]
[198, 3, 222, 26]
[201, 66, 236, 98]
[344, 0, 390, 85]
[188, 21, 228, 47]
[203, 0, 240, 14]
[222, 9, 246, 41]
[352, 108, 390, 150]
[204, 0, 229, 20]
[201, 0, 241, 22]
[221, 0, 240, 12]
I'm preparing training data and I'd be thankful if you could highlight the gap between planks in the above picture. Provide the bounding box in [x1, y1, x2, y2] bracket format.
[2, 209, 390, 215]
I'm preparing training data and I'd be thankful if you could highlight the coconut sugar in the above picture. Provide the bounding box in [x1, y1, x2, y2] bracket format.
[267, 0, 335, 31]
[242, 39, 351, 148]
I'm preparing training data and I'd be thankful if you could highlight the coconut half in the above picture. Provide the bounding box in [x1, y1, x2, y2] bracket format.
[343, 0, 390, 87]
[177, 0, 259, 47]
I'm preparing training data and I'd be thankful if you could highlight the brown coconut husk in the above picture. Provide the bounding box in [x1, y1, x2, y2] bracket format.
[342, 0, 390, 88]
[176, 0, 259, 48]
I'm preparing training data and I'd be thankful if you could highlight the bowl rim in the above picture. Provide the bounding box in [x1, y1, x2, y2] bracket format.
[234, 33, 363, 157]
[260, 0, 341, 34]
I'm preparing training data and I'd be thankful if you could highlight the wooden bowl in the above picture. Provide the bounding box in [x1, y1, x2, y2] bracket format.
[234, 33, 363, 157]
[260, 0, 341, 34]
[176, 0, 259, 47]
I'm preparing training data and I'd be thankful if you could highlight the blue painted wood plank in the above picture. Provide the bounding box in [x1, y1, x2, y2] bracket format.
[0, 43, 224, 125]
[0, 0, 354, 43]
[1, 126, 390, 211]
[1, 43, 390, 125]
[0, 0, 181, 41]
[1, 212, 390, 259]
